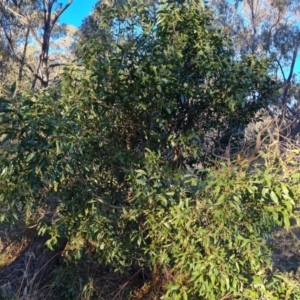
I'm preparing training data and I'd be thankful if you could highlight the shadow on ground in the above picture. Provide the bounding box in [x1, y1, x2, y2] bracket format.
[271, 225, 300, 276]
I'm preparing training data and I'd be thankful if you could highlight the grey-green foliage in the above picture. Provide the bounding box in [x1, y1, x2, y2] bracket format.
[0, 0, 73, 89]
[1, 0, 299, 298]
[210, 0, 300, 139]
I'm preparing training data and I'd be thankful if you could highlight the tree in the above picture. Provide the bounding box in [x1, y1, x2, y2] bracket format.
[211, 0, 300, 140]
[0, 36, 12, 95]
[0, 0, 73, 89]
[77, 0, 277, 159]
[0, 0, 299, 298]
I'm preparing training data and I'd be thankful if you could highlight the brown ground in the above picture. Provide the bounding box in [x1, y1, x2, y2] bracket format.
[1, 224, 300, 300]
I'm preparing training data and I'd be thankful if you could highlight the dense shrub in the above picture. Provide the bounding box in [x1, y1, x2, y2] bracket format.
[1, 0, 299, 298]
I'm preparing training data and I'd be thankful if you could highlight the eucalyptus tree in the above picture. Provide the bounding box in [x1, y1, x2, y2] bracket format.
[0, 36, 12, 95]
[0, 0, 73, 89]
[211, 0, 300, 139]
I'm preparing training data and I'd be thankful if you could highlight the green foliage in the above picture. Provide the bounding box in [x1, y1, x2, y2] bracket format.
[49, 259, 98, 300]
[127, 150, 300, 299]
[0, 0, 298, 298]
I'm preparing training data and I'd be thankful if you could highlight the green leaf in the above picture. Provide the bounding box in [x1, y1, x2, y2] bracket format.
[136, 169, 147, 175]
[270, 190, 279, 204]
[26, 152, 36, 162]
[216, 194, 225, 205]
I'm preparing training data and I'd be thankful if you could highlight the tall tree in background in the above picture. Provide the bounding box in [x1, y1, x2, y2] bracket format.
[0, 0, 73, 89]
[0, 35, 12, 94]
[211, 0, 300, 139]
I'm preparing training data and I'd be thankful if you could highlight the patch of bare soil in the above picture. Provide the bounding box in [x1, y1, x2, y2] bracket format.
[271, 225, 300, 276]
[92, 267, 148, 300]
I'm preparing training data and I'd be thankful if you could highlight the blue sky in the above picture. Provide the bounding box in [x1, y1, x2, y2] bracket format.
[59, 0, 99, 28]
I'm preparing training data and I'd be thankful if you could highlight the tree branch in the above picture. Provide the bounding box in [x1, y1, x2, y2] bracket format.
[0, 1, 43, 46]
[47, 62, 68, 70]
[50, 0, 73, 32]
[246, 119, 275, 164]
[29, 27, 43, 47]
[0, 1, 29, 25]
[275, 58, 286, 81]
[286, 32, 300, 84]
[281, 36, 300, 105]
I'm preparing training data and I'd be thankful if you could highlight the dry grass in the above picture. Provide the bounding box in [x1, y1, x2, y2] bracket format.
[1, 220, 300, 298]
[0, 223, 31, 269]
[0, 229, 149, 300]
[0, 237, 29, 269]
[2, 225, 300, 300]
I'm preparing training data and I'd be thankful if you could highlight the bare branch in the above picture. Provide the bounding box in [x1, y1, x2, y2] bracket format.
[18, 26, 30, 82]
[275, 58, 286, 81]
[286, 33, 300, 84]
[47, 63, 68, 69]
[29, 27, 43, 47]
[0, 1, 29, 25]
[50, 0, 73, 32]
[265, 12, 282, 56]
[0, 1, 43, 46]
[241, 119, 276, 165]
